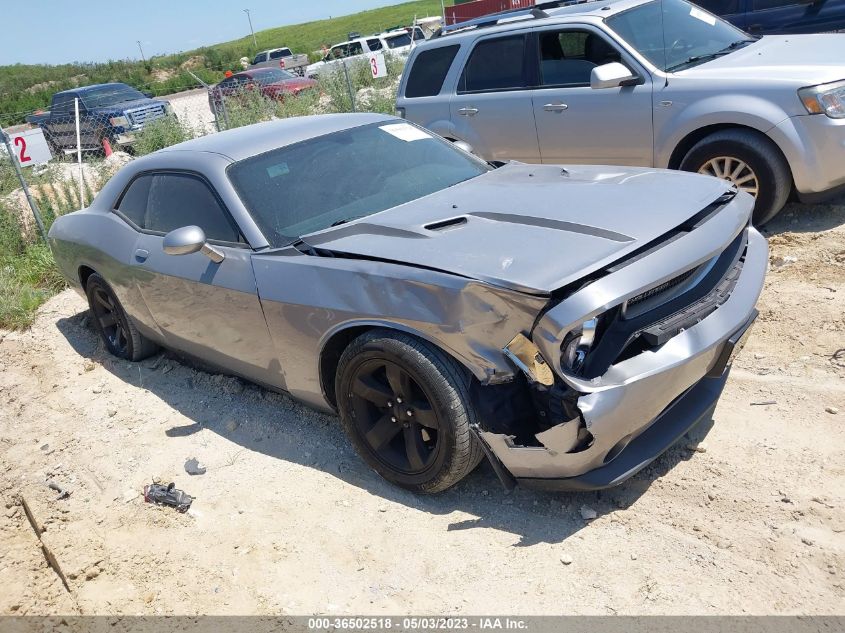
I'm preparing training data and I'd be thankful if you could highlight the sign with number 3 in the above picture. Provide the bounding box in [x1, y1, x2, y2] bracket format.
[8, 128, 53, 167]
[369, 53, 387, 79]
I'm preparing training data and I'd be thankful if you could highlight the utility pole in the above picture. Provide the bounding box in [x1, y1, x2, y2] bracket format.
[243, 9, 257, 48]
[137, 40, 146, 64]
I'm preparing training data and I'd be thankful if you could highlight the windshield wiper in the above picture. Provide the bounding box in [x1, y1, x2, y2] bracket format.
[665, 39, 755, 72]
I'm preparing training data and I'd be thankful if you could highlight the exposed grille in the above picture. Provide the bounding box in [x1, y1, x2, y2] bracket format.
[626, 265, 700, 310]
[126, 104, 166, 127]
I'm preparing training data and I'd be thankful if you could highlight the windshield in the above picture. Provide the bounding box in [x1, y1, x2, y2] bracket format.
[251, 68, 296, 83]
[228, 121, 489, 246]
[605, 0, 753, 72]
[385, 32, 412, 48]
[81, 84, 147, 108]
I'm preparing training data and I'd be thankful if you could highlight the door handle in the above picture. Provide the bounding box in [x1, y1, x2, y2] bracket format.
[134, 248, 149, 262]
[543, 103, 569, 112]
[458, 107, 479, 116]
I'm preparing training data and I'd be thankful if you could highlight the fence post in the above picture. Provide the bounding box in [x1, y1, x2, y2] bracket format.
[74, 97, 84, 209]
[341, 59, 356, 112]
[187, 71, 224, 133]
[0, 124, 48, 243]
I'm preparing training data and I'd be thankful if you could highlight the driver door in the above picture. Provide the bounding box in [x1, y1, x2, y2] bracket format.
[115, 171, 281, 387]
[530, 27, 654, 166]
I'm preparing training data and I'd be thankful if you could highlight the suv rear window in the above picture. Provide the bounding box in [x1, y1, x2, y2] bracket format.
[405, 45, 459, 98]
[459, 35, 528, 93]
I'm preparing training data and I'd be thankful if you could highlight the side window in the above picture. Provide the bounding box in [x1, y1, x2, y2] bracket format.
[458, 35, 528, 94]
[694, 0, 741, 13]
[145, 173, 240, 242]
[348, 41, 364, 56]
[538, 30, 622, 87]
[253, 53, 266, 64]
[752, 0, 803, 9]
[116, 174, 153, 228]
[331, 45, 347, 59]
[366, 38, 383, 51]
[52, 95, 76, 116]
[405, 45, 459, 98]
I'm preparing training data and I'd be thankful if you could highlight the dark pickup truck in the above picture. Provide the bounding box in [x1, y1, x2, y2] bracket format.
[26, 83, 172, 154]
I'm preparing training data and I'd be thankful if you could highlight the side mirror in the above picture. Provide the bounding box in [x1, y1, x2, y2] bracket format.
[590, 62, 639, 90]
[452, 140, 475, 155]
[163, 225, 225, 263]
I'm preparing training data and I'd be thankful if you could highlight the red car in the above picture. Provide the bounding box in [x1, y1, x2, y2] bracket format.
[209, 68, 317, 110]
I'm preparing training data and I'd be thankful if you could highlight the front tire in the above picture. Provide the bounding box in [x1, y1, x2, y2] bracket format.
[680, 129, 791, 226]
[335, 330, 484, 494]
[85, 273, 157, 361]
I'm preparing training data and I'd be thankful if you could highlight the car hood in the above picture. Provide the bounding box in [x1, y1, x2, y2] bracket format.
[680, 35, 845, 84]
[90, 97, 166, 113]
[300, 163, 739, 295]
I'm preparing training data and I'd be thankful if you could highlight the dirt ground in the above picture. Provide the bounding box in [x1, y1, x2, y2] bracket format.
[1, 199, 843, 616]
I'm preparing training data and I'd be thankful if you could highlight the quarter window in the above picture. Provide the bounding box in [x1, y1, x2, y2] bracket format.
[459, 35, 528, 93]
[116, 173, 240, 243]
[405, 45, 459, 98]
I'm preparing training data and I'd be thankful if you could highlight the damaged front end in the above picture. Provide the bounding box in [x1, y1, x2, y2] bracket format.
[475, 194, 768, 491]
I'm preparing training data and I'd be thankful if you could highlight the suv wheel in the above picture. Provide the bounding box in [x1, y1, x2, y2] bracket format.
[680, 129, 791, 226]
[335, 330, 484, 493]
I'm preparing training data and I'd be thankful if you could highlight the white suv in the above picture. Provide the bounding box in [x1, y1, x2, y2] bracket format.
[307, 31, 414, 77]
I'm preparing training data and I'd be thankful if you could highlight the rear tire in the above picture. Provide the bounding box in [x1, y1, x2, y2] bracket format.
[680, 129, 791, 226]
[335, 330, 484, 494]
[85, 273, 157, 361]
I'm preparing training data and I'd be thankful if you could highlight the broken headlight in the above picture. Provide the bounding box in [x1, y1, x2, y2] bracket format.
[561, 317, 598, 374]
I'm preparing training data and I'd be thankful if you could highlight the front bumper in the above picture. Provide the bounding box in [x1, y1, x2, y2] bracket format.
[768, 113, 845, 197]
[480, 220, 768, 487]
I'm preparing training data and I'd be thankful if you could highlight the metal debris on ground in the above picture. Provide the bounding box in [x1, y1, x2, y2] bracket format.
[143, 482, 194, 513]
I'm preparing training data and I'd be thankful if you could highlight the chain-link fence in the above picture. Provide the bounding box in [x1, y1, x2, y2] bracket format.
[0, 46, 408, 247]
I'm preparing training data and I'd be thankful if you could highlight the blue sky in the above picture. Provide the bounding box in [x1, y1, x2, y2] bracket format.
[0, 0, 432, 65]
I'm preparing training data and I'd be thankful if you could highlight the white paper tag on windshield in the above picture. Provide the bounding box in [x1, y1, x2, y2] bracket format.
[380, 123, 431, 142]
[690, 6, 716, 25]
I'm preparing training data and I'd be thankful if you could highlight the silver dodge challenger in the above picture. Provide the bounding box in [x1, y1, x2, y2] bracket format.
[48, 113, 767, 493]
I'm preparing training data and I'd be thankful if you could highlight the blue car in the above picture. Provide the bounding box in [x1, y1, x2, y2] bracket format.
[695, 0, 845, 34]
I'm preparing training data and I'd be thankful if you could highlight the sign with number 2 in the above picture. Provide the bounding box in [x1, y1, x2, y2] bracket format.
[8, 128, 53, 167]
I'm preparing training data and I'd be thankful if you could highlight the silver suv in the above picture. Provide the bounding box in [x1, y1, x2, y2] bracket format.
[396, 0, 845, 224]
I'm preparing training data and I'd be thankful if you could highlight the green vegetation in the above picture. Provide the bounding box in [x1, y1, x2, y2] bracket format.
[0, 0, 442, 125]
[0, 182, 64, 330]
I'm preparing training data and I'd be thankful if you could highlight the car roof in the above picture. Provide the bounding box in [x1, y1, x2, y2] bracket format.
[55, 82, 132, 96]
[259, 47, 290, 53]
[435, 0, 651, 39]
[157, 113, 393, 162]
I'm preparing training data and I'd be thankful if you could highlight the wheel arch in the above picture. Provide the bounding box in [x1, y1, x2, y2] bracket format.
[317, 321, 483, 410]
[667, 123, 791, 175]
[78, 264, 97, 289]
